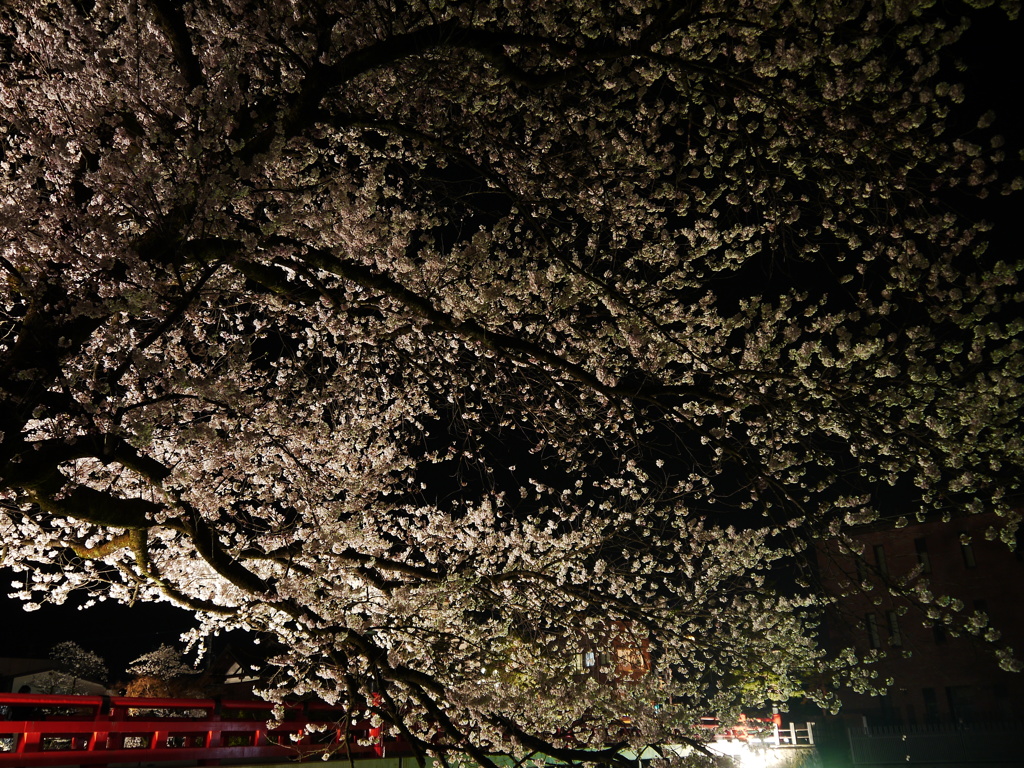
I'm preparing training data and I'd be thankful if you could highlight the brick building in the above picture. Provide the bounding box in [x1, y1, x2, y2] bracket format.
[574, 619, 651, 682]
[816, 512, 1024, 727]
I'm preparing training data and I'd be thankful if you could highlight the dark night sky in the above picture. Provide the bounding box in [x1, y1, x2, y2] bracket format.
[0, 590, 193, 679]
[948, 9, 1023, 236]
[1, 6, 1021, 684]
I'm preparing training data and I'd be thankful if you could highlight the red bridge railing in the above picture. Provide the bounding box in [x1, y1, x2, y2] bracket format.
[0, 692, 405, 766]
[1, 693, 813, 766]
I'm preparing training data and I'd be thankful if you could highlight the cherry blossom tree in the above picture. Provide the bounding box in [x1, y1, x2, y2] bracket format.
[128, 644, 196, 680]
[41, 642, 108, 694]
[0, 0, 1021, 764]
[125, 644, 203, 697]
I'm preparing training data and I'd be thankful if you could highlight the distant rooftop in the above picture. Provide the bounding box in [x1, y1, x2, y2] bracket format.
[0, 658, 53, 677]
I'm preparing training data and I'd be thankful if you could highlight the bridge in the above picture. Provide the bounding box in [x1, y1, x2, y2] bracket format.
[0, 692, 816, 767]
[0, 691, 391, 766]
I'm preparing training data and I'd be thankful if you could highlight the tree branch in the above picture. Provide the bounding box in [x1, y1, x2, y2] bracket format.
[130, 528, 238, 615]
[27, 482, 161, 529]
[148, 0, 204, 89]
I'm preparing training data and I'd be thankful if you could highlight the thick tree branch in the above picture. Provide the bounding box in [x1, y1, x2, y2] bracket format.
[5, 434, 172, 484]
[21, 476, 161, 530]
[130, 528, 239, 615]
[66, 531, 136, 559]
[109, 258, 223, 385]
[148, 0, 205, 89]
[488, 716, 635, 768]
[179, 505, 273, 596]
[407, 682, 503, 768]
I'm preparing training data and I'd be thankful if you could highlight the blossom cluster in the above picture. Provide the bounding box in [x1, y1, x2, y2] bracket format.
[0, 0, 1020, 763]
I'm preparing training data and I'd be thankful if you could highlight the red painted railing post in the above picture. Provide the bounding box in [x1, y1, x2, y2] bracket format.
[90, 695, 115, 768]
[199, 696, 223, 766]
[16, 719, 40, 757]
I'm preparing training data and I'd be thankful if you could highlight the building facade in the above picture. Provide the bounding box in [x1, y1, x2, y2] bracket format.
[816, 513, 1024, 727]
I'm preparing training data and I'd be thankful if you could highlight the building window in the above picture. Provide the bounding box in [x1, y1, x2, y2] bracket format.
[922, 688, 940, 724]
[961, 538, 976, 569]
[856, 557, 869, 584]
[905, 703, 917, 727]
[994, 683, 1011, 721]
[914, 537, 931, 574]
[576, 651, 597, 671]
[879, 692, 897, 725]
[866, 613, 881, 649]
[873, 544, 889, 578]
[887, 610, 902, 647]
[946, 686, 976, 723]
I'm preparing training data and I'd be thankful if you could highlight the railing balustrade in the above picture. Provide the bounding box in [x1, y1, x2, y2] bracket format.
[0, 692, 394, 766]
[2, 693, 818, 767]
